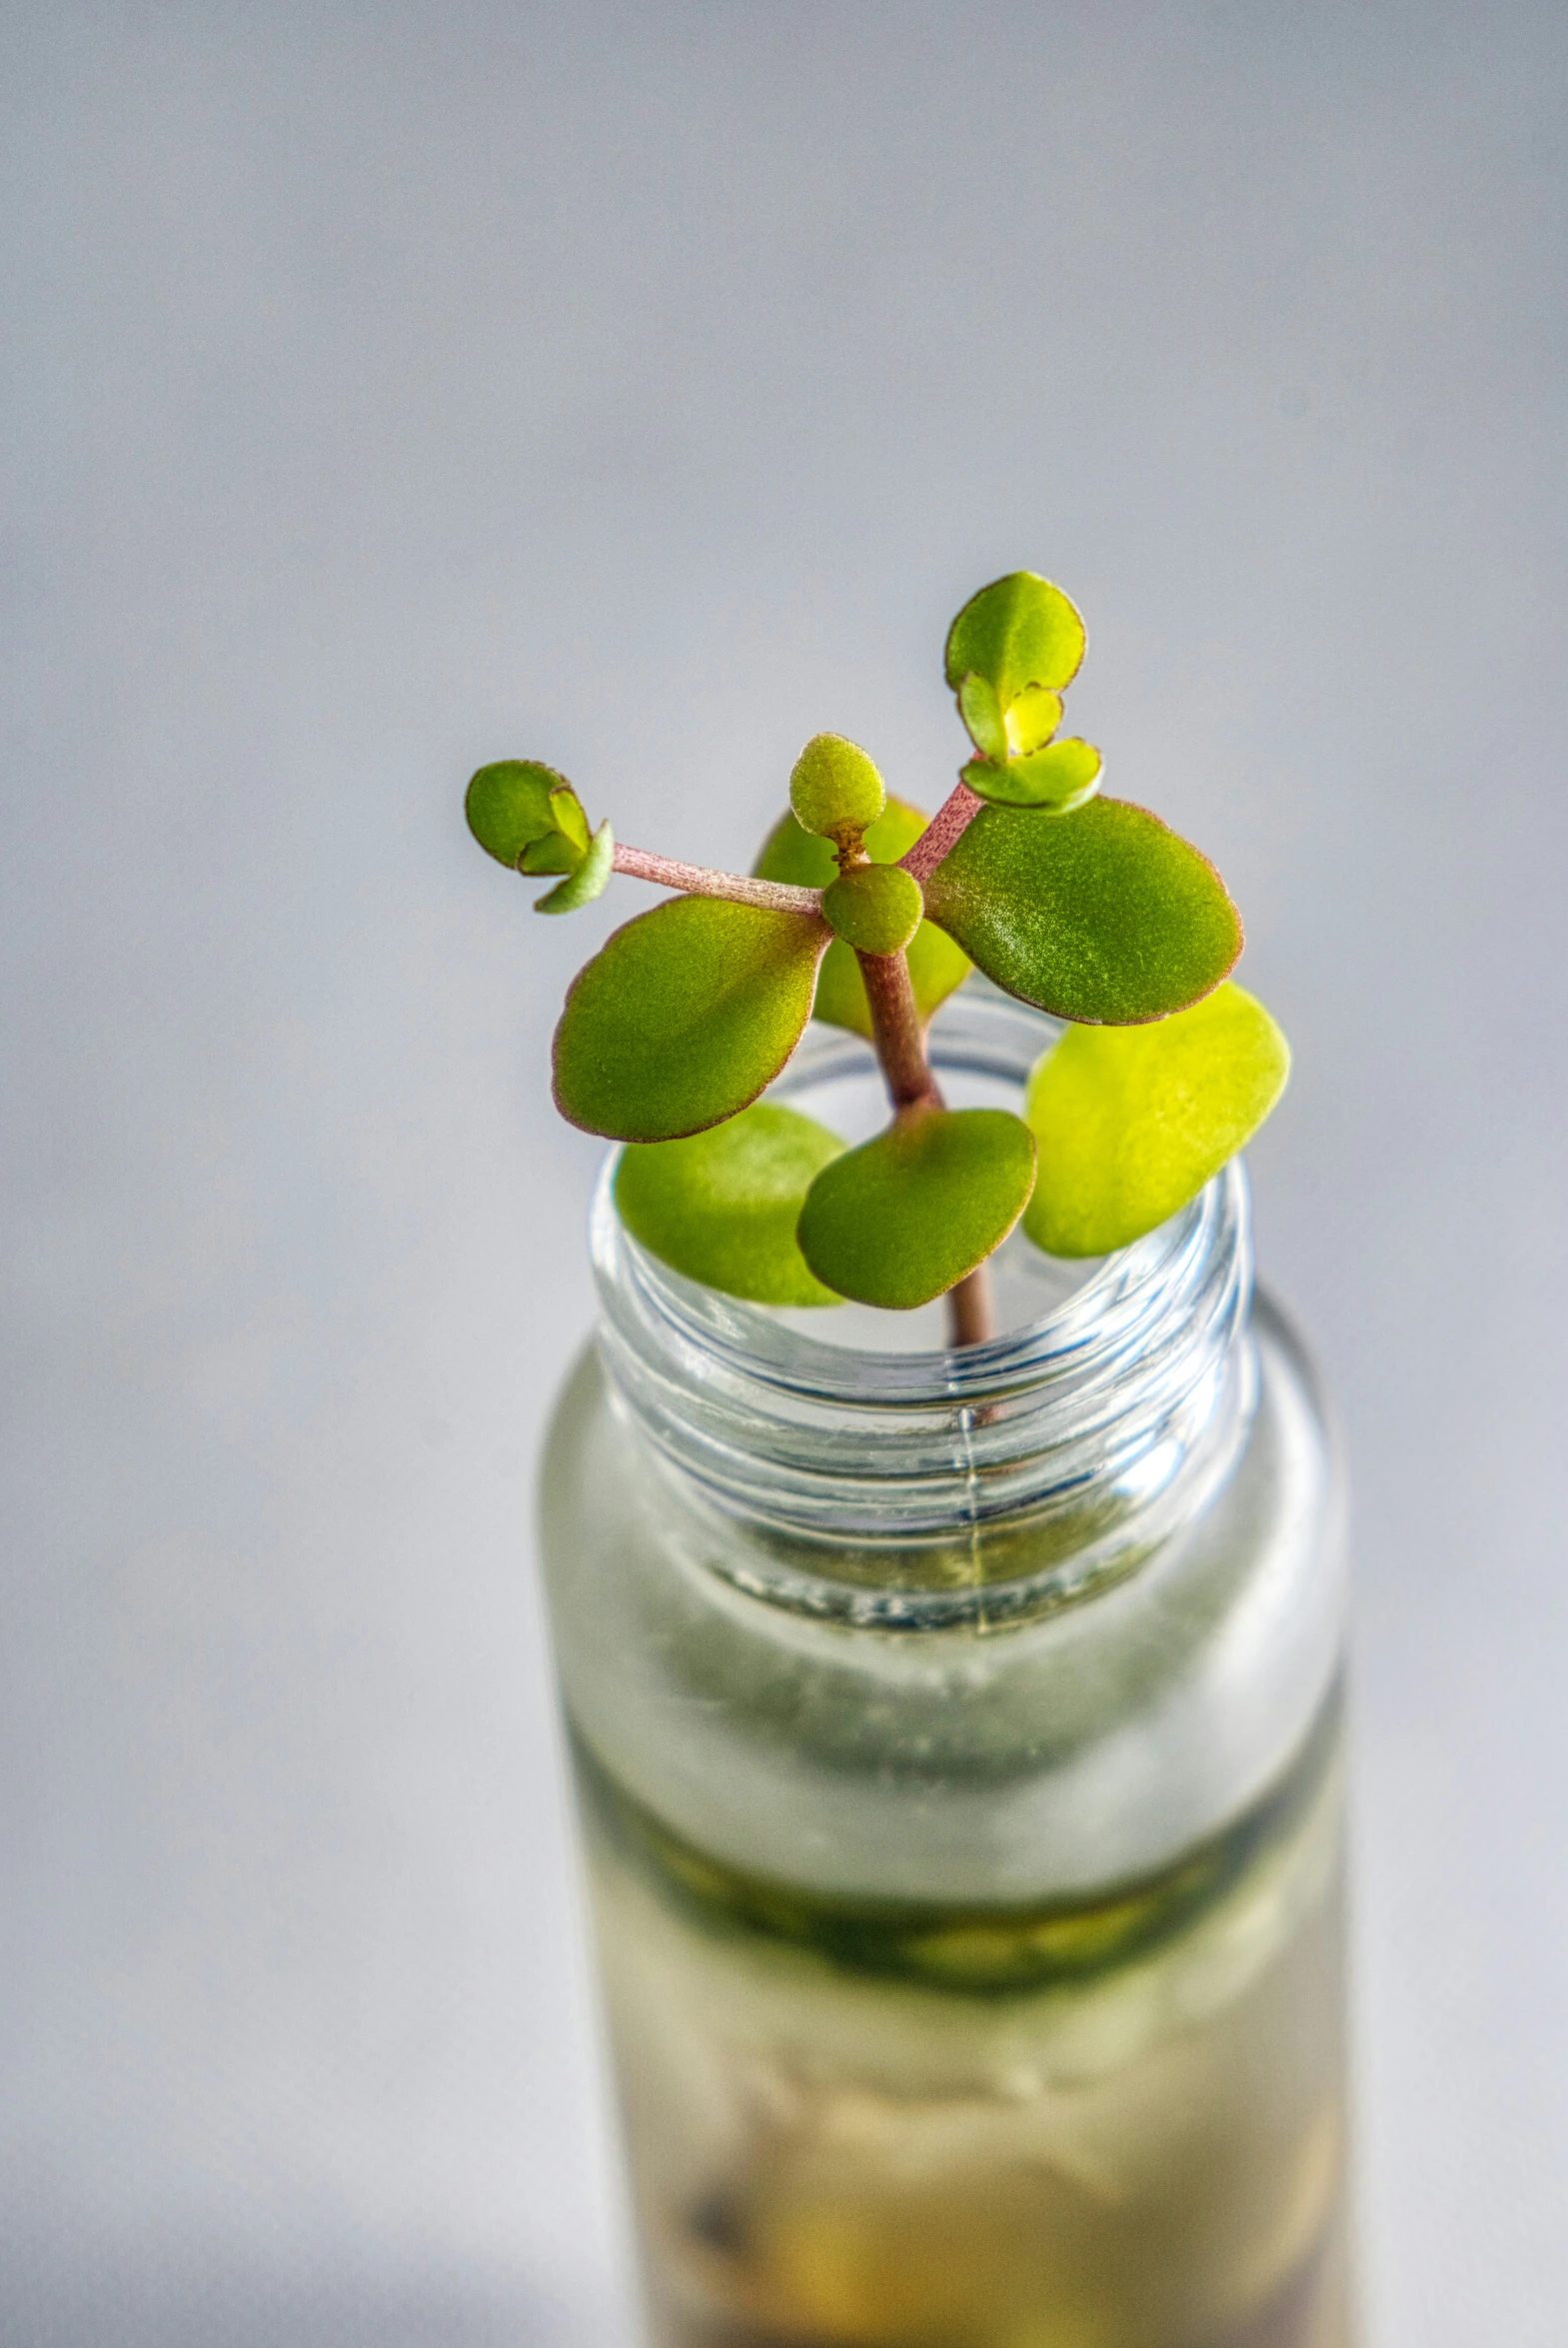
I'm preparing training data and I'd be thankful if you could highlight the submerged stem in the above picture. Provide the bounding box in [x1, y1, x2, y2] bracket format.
[855, 947, 997, 1348]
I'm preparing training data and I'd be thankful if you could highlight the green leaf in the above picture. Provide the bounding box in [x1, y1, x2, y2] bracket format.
[922, 797, 1242, 1025]
[796, 1108, 1036, 1309]
[961, 737, 1103, 813]
[1022, 983, 1290, 1256]
[1004, 685, 1064, 757]
[943, 574, 1086, 703]
[549, 785, 591, 858]
[956, 673, 1007, 763]
[789, 734, 886, 841]
[519, 834, 581, 876]
[553, 895, 827, 1141]
[754, 799, 971, 1038]
[535, 820, 615, 913]
[466, 760, 565, 867]
[821, 863, 923, 956]
[614, 1103, 846, 1305]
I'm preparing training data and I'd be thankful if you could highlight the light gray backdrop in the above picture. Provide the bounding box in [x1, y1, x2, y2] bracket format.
[4, 3, 1566, 2341]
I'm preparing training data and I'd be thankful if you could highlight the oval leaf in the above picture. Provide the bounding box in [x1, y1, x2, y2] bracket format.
[553, 896, 827, 1141]
[466, 759, 565, 867]
[1023, 983, 1290, 1256]
[614, 1103, 846, 1305]
[956, 672, 1007, 763]
[821, 863, 923, 956]
[796, 1108, 1036, 1309]
[961, 737, 1103, 813]
[943, 573, 1086, 702]
[535, 819, 615, 914]
[755, 800, 970, 1038]
[1004, 685, 1064, 757]
[922, 797, 1242, 1026]
[789, 733, 886, 841]
[548, 785, 591, 857]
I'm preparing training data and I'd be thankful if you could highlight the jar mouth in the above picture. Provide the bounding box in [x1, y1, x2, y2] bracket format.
[592, 985, 1244, 1415]
[582, 981, 1257, 1605]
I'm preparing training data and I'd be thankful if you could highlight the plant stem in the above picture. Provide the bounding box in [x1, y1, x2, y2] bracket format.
[612, 844, 822, 919]
[856, 947, 997, 1348]
[898, 779, 985, 886]
[857, 950, 942, 1114]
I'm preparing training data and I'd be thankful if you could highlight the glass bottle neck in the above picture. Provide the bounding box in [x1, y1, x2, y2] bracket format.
[590, 989, 1257, 1630]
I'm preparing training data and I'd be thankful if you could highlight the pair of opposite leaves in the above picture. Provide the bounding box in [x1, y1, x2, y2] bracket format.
[564, 792, 1285, 1310]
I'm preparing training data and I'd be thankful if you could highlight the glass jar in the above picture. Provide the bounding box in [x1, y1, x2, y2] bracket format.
[539, 987, 1352, 2348]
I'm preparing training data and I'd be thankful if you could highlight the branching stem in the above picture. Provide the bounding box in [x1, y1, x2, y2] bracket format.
[856, 946, 997, 1348]
[612, 844, 822, 919]
[898, 780, 985, 885]
[618, 832, 996, 1347]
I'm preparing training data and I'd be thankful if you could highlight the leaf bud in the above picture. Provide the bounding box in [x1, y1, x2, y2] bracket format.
[944, 574, 1086, 707]
[535, 819, 616, 914]
[466, 759, 568, 867]
[788, 733, 886, 843]
[821, 863, 923, 957]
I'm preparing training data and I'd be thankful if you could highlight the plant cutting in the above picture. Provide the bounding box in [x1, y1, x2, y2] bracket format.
[469, 575, 1353, 2348]
[465, 571, 1289, 1344]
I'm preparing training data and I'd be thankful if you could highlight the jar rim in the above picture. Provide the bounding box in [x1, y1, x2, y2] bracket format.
[587, 989, 1257, 1595]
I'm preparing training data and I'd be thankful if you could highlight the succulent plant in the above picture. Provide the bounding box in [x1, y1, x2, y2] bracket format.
[466, 572, 1288, 1344]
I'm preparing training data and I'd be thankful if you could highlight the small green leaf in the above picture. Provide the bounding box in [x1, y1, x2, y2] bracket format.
[549, 786, 591, 858]
[519, 834, 581, 876]
[535, 820, 615, 913]
[796, 1108, 1036, 1309]
[1022, 983, 1290, 1256]
[553, 896, 827, 1141]
[956, 673, 1007, 763]
[943, 574, 1086, 703]
[755, 800, 971, 1038]
[614, 1103, 846, 1305]
[1004, 686, 1064, 757]
[821, 863, 923, 956]
[961, 737, 1103, 813]
[466, 759, 565, 867]
[923, 797, 1242, 1025]
[789, 734, 886, 842]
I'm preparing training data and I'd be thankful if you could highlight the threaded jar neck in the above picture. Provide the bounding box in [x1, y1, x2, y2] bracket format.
[590, 989, 1256, 1629]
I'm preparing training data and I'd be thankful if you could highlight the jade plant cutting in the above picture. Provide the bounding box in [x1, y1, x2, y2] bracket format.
[465, 572, 1289, 1346]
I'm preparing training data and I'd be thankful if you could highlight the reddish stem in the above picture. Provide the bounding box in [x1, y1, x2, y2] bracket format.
[857, 951, 942, 1114]
[898, 780, 986, 886]
[612, 844, 821, 918]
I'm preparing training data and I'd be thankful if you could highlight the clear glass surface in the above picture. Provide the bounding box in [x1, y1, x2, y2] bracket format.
[538, 989, 1352, 2347]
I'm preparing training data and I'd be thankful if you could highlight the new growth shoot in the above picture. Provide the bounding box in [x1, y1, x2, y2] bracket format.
[465, 573, 1289, 1348]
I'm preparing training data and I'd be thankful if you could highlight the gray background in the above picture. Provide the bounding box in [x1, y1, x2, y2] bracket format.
[3, 2, 1565, 2340]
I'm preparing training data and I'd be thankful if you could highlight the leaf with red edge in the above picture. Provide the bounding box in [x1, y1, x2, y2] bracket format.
[553, 896, 828, 1141]
[922, 797, 1241, 1025]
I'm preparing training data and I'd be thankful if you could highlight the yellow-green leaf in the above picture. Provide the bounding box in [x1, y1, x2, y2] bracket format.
[789, 734, 885, 842]
[796, 1109, 1036, 1309]
[1004, 686, 1064, 757]
[956, 672, 1007, 763]
[961, 737, 1102, 813]
[821, 864, 923, 956]
[614, 1104, 845, 1305]
[755, 799, 970, 1037]
[922, 797, 1241, 1025]
[535, 820, 614, 914]
[553, 896, 827, 1141]
[1023, 983, 1290, 1256]
[943, 573, 1086, 703]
